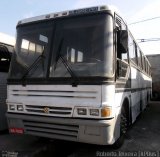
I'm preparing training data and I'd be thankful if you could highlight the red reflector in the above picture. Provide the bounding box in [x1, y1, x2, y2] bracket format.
[9, 128, 24, 134]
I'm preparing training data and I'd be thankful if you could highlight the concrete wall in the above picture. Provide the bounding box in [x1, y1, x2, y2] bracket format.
[147, 54, 160, 99]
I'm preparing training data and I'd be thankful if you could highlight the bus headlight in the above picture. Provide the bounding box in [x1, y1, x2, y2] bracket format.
[77, 108, 87, 115]
[17, 105, 24, 111]
[9, 105, 15, 111]
[101, 107, 111, 117]
[73, 106, 112, 118]
[90, 109, 99, 116]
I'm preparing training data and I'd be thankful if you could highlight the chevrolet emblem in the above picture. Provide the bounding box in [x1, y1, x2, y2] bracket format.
[43, 107, 49, 114]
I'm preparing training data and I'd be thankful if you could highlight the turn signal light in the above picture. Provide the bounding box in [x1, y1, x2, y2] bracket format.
[101, 107, 111, 117]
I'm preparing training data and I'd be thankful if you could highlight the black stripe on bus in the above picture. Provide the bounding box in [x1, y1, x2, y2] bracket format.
[115, 87, 151, 93]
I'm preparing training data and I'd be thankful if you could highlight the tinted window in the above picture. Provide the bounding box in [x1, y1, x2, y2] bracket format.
[50, 14, 114, 78]
[9, 21, 53, 79]
[129, 35, 137, 65]
[137, 48, 142, 68]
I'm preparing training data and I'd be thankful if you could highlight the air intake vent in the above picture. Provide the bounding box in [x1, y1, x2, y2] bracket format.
[23, 120, 79, 141]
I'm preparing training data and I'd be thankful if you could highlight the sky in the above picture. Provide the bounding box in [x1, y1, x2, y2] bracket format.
[0, 0, 160, 55]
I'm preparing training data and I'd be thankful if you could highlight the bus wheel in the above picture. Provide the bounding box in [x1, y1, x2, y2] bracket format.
[113, 106, 128, 149]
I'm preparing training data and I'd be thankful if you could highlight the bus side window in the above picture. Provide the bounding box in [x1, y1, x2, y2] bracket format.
[129, 35, 137, 65]
[144, 57, 147, 72]
[137, 48, 142, 68]
[142, 55, 145, 71]
[117, 39, 129, 78]
[116, 15, 129, 79]
[121, 51, 128, 63]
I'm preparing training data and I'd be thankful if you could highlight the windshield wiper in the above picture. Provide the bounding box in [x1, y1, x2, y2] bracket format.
[54, 39, 79, 86]
[21, 52, 45, 83]
[60, 54, 79, 86]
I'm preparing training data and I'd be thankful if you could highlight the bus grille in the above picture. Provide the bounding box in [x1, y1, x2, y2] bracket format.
[23, 120, 79, 141]
[25, 105, 73, 116]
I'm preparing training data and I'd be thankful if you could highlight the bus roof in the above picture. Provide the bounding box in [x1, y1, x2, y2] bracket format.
[17, 5, 115, 26]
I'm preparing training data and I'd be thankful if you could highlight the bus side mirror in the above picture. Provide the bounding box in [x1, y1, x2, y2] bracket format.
[117, 30, 128, 54]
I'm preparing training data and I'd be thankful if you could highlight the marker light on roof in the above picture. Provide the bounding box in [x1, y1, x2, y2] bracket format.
[100, 6, 107, 11]
[62, 12, 68, 16]
[54, 14, 59, 17]
[45, 14, 50, 19]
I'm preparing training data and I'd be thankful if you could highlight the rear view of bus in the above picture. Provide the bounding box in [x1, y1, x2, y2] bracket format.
[6, 6, 152, 146]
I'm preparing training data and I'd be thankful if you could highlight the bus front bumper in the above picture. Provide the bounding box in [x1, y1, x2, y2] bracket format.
[6, 113, 117, 145]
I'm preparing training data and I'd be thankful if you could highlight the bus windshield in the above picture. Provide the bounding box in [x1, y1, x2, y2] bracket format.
[9, 13, 114, 80]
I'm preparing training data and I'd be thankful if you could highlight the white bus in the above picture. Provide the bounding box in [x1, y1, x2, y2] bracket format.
[6, 6, 152, 147]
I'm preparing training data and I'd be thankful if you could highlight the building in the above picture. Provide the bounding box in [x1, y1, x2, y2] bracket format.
[147, 54, 160, 100]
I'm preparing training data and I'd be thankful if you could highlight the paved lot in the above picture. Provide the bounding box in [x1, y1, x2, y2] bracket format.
[0, 101, 160, 157]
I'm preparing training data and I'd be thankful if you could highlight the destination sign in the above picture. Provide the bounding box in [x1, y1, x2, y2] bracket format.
[69, 7, 99, 15]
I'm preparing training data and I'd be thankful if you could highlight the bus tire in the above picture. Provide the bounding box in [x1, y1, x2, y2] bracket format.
[112, 134, 124, 149]
[113, 104, 128, 149]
